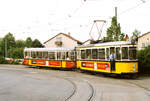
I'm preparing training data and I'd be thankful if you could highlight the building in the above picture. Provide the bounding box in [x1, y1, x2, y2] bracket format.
[138, 32, 150, 50]
[44, 33, 82, 48]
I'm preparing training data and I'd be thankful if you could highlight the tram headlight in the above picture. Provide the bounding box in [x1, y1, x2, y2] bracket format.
[133, 64, 136, 71]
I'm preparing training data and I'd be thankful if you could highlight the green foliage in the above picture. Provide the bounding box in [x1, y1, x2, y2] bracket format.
[25, 37, 32, 48]
[16, 40, 25, 48]
[105, 16, 125, 41]
[0, 56, 9, 64]
[0, 33, 43, 61]
[10, 59, 20, 64]
[9, 47, 24, 59]
[131, 29, 141, 42]
[3, 32, 16, 50]
[0, 39, 4, 57]
[138, 46, 150, 73]
[32, 39, 43, 48]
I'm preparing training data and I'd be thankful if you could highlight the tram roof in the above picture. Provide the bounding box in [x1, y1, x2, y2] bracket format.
[24, 47, 74, 52]
[77, 41, 135, 48]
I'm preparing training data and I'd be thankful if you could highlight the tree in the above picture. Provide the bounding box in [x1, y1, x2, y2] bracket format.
[3, 32, 16, 50]
[9, 47, 24, 59]
[106, 16, 125, 41]
[25, 37, 32, 48]
[32, 39, 43, 48]
[0, 38, 4, 57]
[2, 32, 16, 58]
[131, 29, 141, 42]
[138, 46, 150, 73]
[16, 40, 25, 48]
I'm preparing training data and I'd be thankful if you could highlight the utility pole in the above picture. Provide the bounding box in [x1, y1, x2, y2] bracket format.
[5, 38, 7, 58]
[115, 7, 117, 22]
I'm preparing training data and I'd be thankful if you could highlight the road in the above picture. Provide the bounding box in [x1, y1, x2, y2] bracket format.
[0, 64, 150, 101]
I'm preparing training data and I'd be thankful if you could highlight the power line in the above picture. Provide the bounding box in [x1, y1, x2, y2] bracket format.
[119, 0, 146, 15]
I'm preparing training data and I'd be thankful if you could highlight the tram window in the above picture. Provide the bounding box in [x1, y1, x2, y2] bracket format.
[129, 47, 137, 60]
[27, 52, 31, 58]
[37, 52, 42, 59]
[25, 51, 30, 58]
[122, 47, 128, 59]
[25, 52, 27, 58]
[31, 51, 36, 58]
[81, 50, 86, 59]
[110, 47, 115, 54]
[106, 48, 109, 60]
[49, 52, 55, 59]
[92, 49, 98, 59]
[116, 47, 121, 60]
[69, 51, 75, 60]
[62, 52, 66, 60]
[43, 52, 48, 59]
[98, 49, 105, 59]
[57, 52, 61, 60]
[86, 49, 91, 59]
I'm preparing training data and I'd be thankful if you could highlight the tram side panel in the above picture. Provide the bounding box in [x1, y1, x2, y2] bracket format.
[77, 60, 138, 74]
[24, 59, 75, 69]
[77, 60, 111, 73]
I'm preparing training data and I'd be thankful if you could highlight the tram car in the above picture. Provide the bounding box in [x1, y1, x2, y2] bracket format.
[76, 41, 138, 76]
[24, 41, 138, 77]
[24, 48, 76, 69]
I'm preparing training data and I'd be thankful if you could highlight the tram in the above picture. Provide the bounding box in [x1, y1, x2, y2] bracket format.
[24, 48, 76, 69]
[23, 41, 138, 77]
[76, 41, 138, 76]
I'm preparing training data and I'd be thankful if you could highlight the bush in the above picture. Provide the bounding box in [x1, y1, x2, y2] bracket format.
[0, 56, 9, 64]
[10, 59, 20, 64]
[138, 46, 150, 73]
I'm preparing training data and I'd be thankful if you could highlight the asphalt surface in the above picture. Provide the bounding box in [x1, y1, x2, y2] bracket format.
[0, 65, 150, 101]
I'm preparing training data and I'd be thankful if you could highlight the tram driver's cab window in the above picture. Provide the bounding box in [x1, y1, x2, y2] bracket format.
[81, 50, 86, 59]
[129, 47, 137, 60]
[122, 47, 128, 59]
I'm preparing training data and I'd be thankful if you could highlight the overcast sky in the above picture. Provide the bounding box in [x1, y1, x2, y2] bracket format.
[0, 0, 149, 43]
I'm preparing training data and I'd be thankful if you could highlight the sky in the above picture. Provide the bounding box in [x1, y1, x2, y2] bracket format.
[0, 0, 150, 43]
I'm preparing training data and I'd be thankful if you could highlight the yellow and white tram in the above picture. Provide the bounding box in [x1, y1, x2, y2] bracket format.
[24, 41, 138, 77]
[24, 48, 76, 69]
[76, 41, 138, 75]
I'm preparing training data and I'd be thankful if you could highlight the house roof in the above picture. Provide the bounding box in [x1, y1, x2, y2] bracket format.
[44, 33, 82, 44]
[139, 32, 150, 38]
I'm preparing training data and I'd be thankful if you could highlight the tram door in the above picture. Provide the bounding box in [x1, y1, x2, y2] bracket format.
[110, 47, 116, 71]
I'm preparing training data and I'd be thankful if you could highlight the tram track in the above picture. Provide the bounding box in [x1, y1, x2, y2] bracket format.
[63, 76, 95, 101]
[124, 80, 150, 97]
